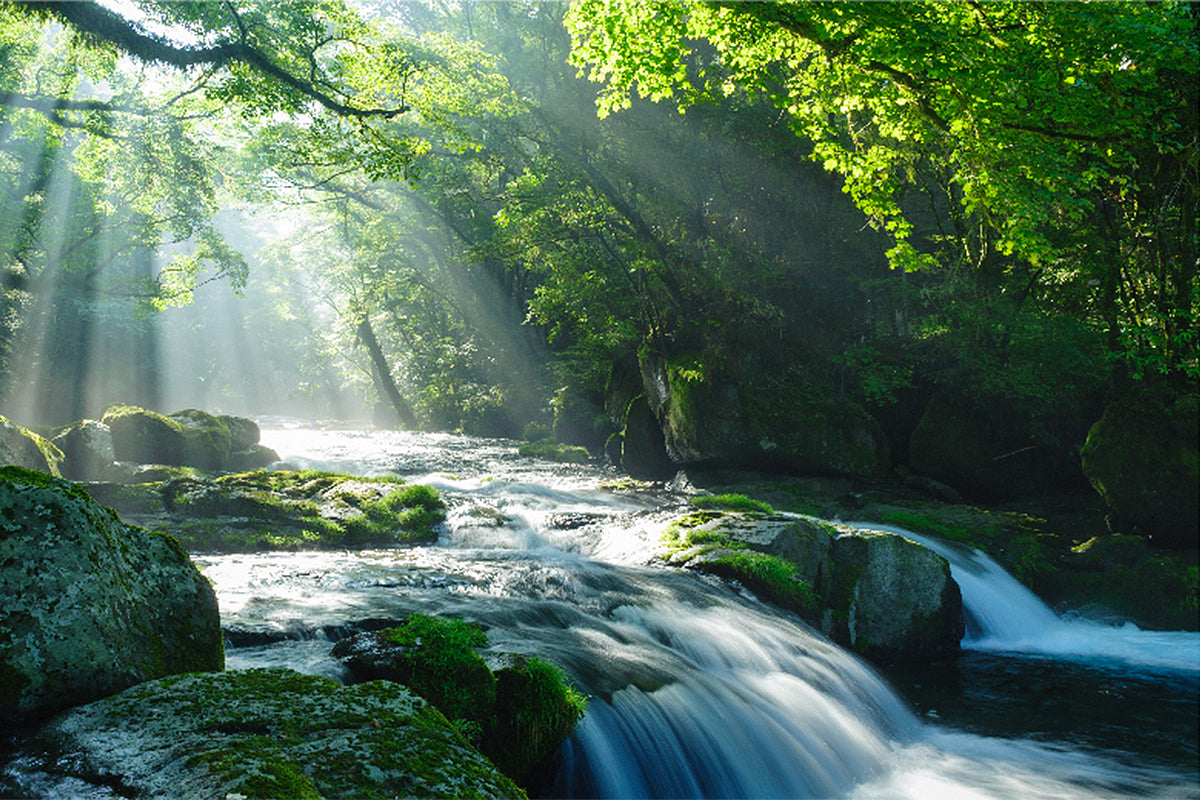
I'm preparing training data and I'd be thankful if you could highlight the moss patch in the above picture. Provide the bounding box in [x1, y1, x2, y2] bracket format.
[98, 469, 446, 554]
[691, 493, 775, 514]
[517, 439, 591, 464]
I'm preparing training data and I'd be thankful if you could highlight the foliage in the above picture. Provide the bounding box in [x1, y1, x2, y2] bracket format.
[567, 1, 1199, 382]
[690, 493, 774, 514]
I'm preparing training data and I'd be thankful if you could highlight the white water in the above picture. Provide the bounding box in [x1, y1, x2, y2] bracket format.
[852, 523, 1200, 675]
[12, 421, 1192, 799]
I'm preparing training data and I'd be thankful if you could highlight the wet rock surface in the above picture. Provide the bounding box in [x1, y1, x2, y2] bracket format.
[0, 466, 222, 723]
[28, 668, 524, 799]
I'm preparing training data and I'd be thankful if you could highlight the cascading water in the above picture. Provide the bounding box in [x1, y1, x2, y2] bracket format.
[5, 421, 1195, 799]
[852, 523, 1200, 674]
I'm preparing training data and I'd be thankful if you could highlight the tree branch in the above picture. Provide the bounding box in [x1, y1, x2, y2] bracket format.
[19, 0, 410, 120]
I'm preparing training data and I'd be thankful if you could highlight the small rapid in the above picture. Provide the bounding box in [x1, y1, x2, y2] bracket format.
[852, 523, 1200, 675]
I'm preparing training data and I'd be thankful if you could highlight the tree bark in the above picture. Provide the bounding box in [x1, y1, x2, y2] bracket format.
[356, 314, 417, 428]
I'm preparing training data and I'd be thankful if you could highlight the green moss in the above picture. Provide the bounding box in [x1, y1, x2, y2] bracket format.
[517, 439, 591, 464]
[485, 656, 587, 783]
[709, 551, 817, 611]
[691, 493, 775, 514]
[0, 464, 86, 500]
[383, 616, 496, 736]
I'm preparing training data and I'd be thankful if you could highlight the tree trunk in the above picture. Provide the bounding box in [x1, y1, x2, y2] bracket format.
[356, 314, 416, 428]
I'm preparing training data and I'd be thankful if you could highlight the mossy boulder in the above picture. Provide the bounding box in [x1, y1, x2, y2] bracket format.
[32, 668, 524, 799]
[0, 466, 222, 723]
[85, 469, 446, 553]
[640, 349, 889, 478]
[0, 413, 62, 476]
[52, 419, 116, 480]
[102, 405, 229, 470]
[1080, 393, 1198, 549]
[333, 615, 585, 788]
[663, 510, 962, 661]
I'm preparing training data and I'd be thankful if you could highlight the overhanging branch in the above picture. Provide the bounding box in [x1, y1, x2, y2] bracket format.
[19, 0, 409, 120]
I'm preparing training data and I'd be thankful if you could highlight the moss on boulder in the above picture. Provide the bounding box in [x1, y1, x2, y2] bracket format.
[85, 469, 446, 553]
[0, 413, 62, 476]
[34, 668, 524, 799]
[333, 615, 585, 788]
[663, 509, 962, 661]
[0, 466, 222, 723]
[100, 405, 271, 473]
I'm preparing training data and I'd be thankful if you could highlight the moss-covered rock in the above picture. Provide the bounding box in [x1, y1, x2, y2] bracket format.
[85, 469, 446, 553]
[0, 413, 62, 476]
[1080, 393, 1198, 550]
[51, 419, 116, 480]
[662, 509, 962, 661]
[0, 466, 222, 723]
[333, 615, 585, 788]
[832, 529, 963, 660]
[34, 668, 524, 799]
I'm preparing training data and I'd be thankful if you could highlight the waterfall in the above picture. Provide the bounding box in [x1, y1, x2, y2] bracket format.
[851, 523, 1200, 674]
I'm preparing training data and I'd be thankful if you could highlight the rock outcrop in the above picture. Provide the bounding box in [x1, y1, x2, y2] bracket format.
[0, 414, 61, 476]
[0, 467, 222, 722]
[1081, 392, 1198, 550]
[31, 668, 524, 799]
[664, 511, 963, 660]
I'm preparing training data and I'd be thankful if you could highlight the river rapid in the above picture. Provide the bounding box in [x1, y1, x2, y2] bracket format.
[6, 420, 1200, 798]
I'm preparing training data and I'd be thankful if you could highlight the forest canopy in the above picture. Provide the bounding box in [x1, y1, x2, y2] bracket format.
[0, 1, 1195, 493]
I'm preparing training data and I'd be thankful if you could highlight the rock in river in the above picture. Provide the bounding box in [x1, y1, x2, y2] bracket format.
[0, 466, 222, 723]
[31, 668, 524, 799]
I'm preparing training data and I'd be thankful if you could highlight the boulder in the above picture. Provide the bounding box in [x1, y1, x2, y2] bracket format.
[226, 443, 280, 472]
[1080, 393, 1199, 549]
[664, 511, 962, 661]
[640, 350, 889, 478]
[30, 668, 523, 799]
[0, 414, 61, 476]
[333, 616, 585, 786]
[82, 470, 446, 553]
[101, 405, 235, 471]
[831, 529, 963, 659]
[52, 419, 115, 480]
[0, 466, 222, 722]
[218, 414, 260, 450]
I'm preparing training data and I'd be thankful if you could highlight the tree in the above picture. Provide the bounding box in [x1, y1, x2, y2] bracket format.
[566, 1, 1199, 383]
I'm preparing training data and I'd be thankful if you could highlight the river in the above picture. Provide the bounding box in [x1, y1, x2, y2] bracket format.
[6, 421, 1199, 798]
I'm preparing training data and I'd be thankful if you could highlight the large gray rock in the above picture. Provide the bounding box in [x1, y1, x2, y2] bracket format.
[832, 529, 963, 659]
[664, 511, 962, 661]
[0, 466, 222, 722]
[52, 419, 116, 480]
[0, 414, 61, 476]
[30, 668, 523, 799]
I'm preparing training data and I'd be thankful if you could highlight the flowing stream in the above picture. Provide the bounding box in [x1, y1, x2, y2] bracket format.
[6, 421, 1198, 798]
